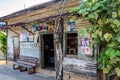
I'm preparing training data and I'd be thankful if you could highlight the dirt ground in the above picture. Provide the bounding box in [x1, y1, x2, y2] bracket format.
[0, 60, 6, 65]
[0, 60, 94, 80]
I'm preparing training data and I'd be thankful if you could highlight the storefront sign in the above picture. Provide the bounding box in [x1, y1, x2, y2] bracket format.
[20, 42, 40, 59]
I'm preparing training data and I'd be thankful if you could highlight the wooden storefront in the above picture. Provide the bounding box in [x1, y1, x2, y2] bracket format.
[0, 0, 97, 80]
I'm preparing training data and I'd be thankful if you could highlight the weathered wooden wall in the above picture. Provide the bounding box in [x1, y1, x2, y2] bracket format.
[63, 58, 97, 80]
[4, 0, 80, 25]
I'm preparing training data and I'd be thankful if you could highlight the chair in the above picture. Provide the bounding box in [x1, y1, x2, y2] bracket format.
[69, 48, 76, 55]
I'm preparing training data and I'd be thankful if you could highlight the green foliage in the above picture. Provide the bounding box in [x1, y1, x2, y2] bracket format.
[0, 31, 6, 55]
[78, 29, 87, 37]
[71, 0, 120, 76]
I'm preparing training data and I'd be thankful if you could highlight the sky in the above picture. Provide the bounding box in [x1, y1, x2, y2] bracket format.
[0, 0, 52, 17]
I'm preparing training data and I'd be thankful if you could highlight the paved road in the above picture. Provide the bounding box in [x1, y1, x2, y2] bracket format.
[0, 64, 55, 80]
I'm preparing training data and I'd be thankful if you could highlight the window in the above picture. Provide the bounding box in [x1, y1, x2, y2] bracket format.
[65, 33, 78, 58]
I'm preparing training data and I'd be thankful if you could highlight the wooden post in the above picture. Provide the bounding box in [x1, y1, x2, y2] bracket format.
[55, 18, 64, 80]
[6, 28, 8, 64]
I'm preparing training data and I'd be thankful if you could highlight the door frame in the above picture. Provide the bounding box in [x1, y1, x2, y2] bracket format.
[40, 33, 55, 69]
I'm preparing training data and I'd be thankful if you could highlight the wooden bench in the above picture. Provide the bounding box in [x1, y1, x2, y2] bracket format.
[13, 55, 38, 74]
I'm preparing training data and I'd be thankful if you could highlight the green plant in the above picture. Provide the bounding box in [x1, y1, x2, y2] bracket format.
[70, 0, 120, 76]
[0, 31, 6, 57]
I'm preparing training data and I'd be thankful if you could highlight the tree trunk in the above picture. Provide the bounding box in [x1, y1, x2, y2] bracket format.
[97, 69, 109, 80]
[55, 18, 64, 80]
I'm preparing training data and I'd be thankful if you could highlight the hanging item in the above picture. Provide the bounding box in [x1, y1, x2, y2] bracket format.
[0, 22, 6, 28]
[34, 31, 39, 43]
[43, 23, 48, 31]
[20, 26, 29, 41]
[32, 24, 38, 33]
[67, 21, 75, 32]
[28, 33, 34, 42]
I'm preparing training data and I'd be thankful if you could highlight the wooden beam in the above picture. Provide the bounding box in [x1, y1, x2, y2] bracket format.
[21, 26, 34, 35]
[8, 28, 19, 35]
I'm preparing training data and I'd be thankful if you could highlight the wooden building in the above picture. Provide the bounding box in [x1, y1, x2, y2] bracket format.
[0, 0, 97, 80]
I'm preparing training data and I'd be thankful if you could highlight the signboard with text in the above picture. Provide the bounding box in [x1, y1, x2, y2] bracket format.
[20, 42, 40, 59]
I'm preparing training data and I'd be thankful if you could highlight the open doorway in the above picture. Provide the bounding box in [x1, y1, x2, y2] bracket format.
[43, 34, 55, 70]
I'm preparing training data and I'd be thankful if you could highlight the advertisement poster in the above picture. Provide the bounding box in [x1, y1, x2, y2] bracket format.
[67, 21, 75, 32]
[20, 27, 29, 41]
[80, 38, 91, 56]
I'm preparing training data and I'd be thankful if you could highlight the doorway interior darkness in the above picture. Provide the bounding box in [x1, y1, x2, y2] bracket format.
[43, 34, 55, 70]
